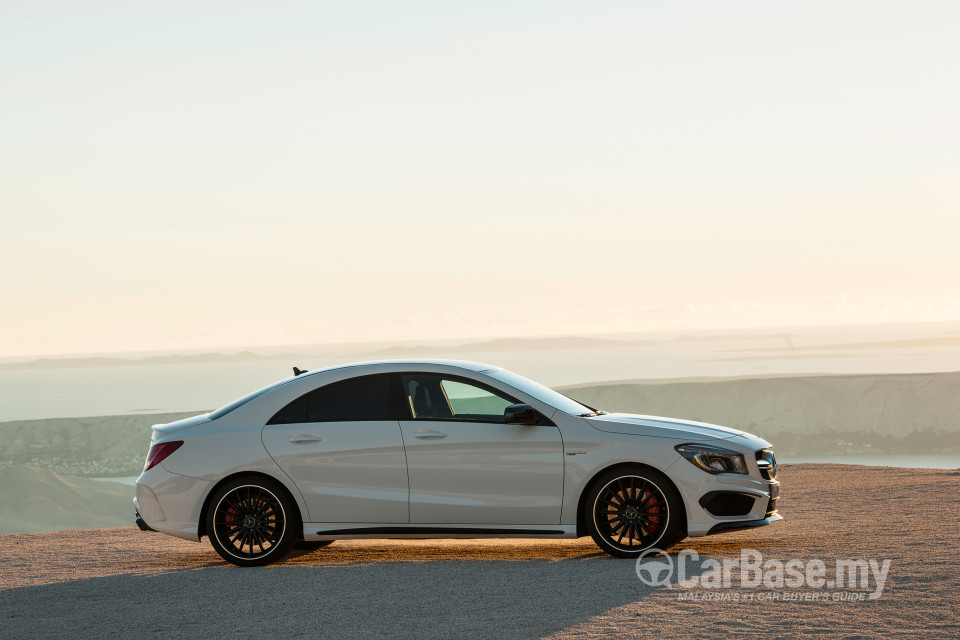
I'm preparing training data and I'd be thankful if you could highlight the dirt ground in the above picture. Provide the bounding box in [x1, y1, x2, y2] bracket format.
[1, 464, 958, 639]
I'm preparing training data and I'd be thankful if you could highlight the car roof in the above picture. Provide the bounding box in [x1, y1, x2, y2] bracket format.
[293, 359, 500, 381]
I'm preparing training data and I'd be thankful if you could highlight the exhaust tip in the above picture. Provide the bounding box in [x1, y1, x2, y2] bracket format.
[135, 512, 156, 533]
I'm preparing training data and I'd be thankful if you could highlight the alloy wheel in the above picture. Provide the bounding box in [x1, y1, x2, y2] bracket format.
[592, 475, 669, 551]
[212, 485, 286, 560]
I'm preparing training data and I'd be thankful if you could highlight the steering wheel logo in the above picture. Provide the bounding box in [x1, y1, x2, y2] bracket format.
[634, 548, 674, 587]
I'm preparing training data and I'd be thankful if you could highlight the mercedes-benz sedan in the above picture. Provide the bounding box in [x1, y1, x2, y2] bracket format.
[134, 360, 780, 566]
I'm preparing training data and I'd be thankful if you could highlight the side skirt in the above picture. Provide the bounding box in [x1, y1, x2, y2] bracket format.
[302, 524, 578, 541]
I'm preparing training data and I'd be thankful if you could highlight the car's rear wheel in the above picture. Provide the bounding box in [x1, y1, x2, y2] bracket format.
[583, 465, 683, 558]
[206, 476, 300, 567]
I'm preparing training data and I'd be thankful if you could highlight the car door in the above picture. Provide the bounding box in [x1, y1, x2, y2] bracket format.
[398, 373, 564, 525]
[261, 374, 409, 524]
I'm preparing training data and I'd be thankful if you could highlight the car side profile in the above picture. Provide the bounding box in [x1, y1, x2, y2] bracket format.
[134, 360, 780, 566]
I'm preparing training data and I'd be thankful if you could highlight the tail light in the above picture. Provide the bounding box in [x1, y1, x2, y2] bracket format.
[144, 440, 184, 471]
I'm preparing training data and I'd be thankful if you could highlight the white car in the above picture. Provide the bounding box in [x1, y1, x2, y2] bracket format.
[134, 360, 780, 566]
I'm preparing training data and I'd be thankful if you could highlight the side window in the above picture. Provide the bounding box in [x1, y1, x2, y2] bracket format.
[402, 374, 516, 423]
[269, 396, 306, 424]
[268, 375, 395, 424]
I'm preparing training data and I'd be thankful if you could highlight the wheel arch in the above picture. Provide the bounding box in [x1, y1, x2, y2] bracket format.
[575, 461, 688, 538]
[197, 470, 305, 540]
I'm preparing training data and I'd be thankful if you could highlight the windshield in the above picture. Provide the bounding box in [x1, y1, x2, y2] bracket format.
[483, 369, 603, 417]
[208, 379, 288, 420]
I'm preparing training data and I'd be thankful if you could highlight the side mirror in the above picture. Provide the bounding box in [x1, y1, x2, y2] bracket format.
[504, 403, 539, 425]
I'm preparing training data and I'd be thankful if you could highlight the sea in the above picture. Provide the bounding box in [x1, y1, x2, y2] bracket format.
[2, 323, 959, 470]
[3, 324, 960, 422]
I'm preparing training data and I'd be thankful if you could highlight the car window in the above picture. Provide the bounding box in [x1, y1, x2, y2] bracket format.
[209, 379, 288, 421]
[483, 368, 598, 416]
[402, 374, 516, 423]
[268, 374, 395, 424]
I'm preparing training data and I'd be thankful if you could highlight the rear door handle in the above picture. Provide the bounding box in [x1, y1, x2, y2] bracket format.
[289, 434, 323, 443]
[415, 430, 448, 439]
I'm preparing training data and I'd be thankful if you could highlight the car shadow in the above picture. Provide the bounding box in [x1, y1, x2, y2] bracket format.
[0, 537, 720, 639]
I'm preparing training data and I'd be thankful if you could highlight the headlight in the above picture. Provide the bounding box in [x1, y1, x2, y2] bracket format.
[675, 443, 748, 475]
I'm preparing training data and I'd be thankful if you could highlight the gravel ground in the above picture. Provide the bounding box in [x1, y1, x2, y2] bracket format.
[1, 464, 958, 639]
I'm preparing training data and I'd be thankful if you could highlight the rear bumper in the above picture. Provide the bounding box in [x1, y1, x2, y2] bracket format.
[135, 511, 155, 532]
[134, 463, 211, 542]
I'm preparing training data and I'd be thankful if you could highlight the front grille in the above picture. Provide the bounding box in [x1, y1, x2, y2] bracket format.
[757, 449, 779, 516]
[756, 449, 777, 480]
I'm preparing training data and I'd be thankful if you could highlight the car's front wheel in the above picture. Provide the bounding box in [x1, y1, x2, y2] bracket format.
[206, 476, 300, 567]
[583, 465, 683, 558]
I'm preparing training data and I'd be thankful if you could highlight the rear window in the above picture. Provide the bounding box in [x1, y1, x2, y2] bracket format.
[209, 380, 286, 421]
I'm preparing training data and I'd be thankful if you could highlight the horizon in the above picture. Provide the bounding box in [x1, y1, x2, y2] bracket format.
[3, 317, 959, 362]
[2, 317, 960, 423]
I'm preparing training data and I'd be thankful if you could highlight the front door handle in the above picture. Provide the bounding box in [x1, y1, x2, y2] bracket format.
[415, 430, 448, 439]
[289, 434, 323, 444]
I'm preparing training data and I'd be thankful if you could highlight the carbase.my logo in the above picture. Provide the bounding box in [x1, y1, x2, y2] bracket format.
[635, 548, 891, 600]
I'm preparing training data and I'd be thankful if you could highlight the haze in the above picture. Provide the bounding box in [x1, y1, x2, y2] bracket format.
[2, 0, 958, 357]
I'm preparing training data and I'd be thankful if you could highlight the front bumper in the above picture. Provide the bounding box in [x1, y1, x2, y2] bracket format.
[668, 448, 781, 537]
[707, 513, 783, 535]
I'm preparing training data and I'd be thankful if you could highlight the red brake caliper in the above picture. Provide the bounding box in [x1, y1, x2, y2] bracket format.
[643, 490, 660, 533]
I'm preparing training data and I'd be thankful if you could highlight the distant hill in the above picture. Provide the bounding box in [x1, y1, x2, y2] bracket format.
[562, 370, 960, 456]
[726, 335, 960, 353]
[1, 336, 649, 369]
[0, 411, 207, 474]
[0, 466, 134, 534]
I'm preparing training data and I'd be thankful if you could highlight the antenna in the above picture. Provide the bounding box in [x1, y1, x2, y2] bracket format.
[293, 366, 308, 376]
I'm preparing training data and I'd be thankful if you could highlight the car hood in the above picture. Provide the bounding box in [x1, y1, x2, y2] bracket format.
[585, 412, 746, 441]
[151, 413, 211, 441]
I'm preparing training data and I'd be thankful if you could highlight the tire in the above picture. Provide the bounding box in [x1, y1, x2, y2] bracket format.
[582, 465, 684, 558]
[294, 540, 335, 551]
[205, 476, 301, 567]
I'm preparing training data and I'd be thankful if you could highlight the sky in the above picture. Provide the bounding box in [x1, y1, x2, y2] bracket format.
[1, 0, 959, 357]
